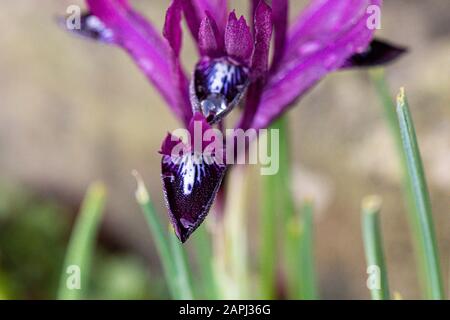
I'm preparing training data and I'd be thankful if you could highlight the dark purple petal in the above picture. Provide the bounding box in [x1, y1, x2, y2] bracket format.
[250, 0, 382, 130]
[161, 113, 227, 242]
[271, 0, 288, 69]
[162, 153, 227, 242]
[85, 0, 191, 124]
[224, 12, 253, 65]
[191, 58, 250, 124]
[343, 38, 408, 68]
[187, 112, 215, 151]
[198, 13, 223, 57]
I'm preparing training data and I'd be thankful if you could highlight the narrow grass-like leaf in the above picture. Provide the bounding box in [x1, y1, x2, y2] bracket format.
[370, 69, 404, 151]
[58, 182, 106, 299]
[371, 71, 444, 299]
[169, 227, 194, 300]
[133, 171, 179, 299]
[396, 88, 444, 299]
[361, 195, 390, 300]
[298, 200, 318, 300]
[261, 115, 305, 299]
[192, 225, 218, 299]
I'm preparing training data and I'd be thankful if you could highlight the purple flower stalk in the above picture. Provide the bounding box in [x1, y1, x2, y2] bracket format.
[65, 0, 405, 242]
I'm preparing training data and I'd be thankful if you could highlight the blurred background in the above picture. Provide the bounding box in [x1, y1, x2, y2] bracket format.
[0, 0, 449, 299]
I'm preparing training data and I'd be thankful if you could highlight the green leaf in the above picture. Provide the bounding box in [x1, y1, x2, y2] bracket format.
[396, 89, 444, 299]
[134, 171, 193, 300]
[361, 196, 390, 300]
[260, 126, 279, 299]
[134, 171, 178, 298]
[58, 182, 106, 299]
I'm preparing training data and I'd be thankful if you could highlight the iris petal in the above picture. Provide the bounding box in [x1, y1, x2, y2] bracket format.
[182, 0, 228, 42]
[160, 113, 227, 242]
[162, 152, 227, 242]
[271, 0, 288, 69]
[224, 11, 253, 65]
[238, 1, 273, 130]
[198, 13, 223, 57]
[191, 58, 250, 124]
[250, 0, 382, 130]
[74, 0, 191, 125]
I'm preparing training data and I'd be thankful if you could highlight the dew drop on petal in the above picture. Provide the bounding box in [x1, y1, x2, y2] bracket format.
[193, 58, 249, 124]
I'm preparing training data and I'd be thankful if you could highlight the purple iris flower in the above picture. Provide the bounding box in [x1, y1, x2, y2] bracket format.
[65, 0, 405, 242]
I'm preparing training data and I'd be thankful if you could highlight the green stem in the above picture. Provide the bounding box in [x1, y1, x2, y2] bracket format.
[58, 182, 106, 299]
[169, 228, 194, 300]
[298, 200, 318, 300]
[192, 225, 218, 299]
[276, 117, 301, 299]
[261, 116, 313, 299]
[260, 134, 279, 299]
[396, 89, 444, 299]
[361, 196, 390, 300]
[299, 200, 318, 300]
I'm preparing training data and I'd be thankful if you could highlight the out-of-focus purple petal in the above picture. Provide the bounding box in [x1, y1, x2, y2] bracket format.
[181, 0, 201, 41]
[271, 0, 288, 69]
[343, 38, 408, 68]
[198, 13, 223, 57]
[238, 1, 273, 129]
[250, 0, 382, 130]
[182, 0, 228, 43]
[224, 12, 253, 65]
[163, 0, 193, 125]
[161, 113, 227, 242]
[288, 0, 378, 54]
[195, 0, 228, 33]
[250, 0, 259, 26]
[85, 0, 191, 124]
[164, 0, 183, 57]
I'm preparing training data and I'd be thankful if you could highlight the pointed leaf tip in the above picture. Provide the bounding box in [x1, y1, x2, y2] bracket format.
[397, 87, 406, 107]
[132, 170, 150, 204]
